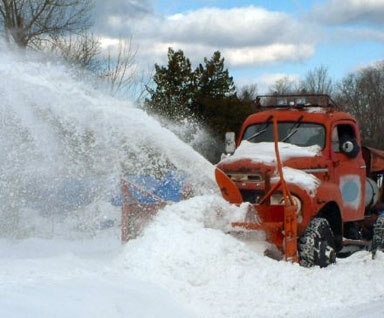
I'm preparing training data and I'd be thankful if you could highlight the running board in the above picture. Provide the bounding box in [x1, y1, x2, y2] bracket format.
[337, 238, 371, 258]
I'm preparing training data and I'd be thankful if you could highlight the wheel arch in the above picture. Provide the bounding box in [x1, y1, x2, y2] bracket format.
[316, 201, 343, 250]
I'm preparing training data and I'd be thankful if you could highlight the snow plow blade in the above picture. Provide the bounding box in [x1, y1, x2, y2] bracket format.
[215, 173, 298, 262]
[231, 204, 298, 262]
[121, 178, 166, 242]
[215, 167, 243, 204]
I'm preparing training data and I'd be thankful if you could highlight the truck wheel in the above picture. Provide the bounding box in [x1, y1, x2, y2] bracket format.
[298, 218, 336, 268]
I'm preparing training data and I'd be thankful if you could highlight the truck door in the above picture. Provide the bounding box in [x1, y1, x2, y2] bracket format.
[331, 122, 366, 221]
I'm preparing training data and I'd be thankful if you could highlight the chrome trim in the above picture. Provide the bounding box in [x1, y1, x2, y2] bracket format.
[302, 168, 328, 173]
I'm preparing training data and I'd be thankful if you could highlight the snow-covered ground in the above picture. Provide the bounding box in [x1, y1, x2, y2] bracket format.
[1, 46, 384, 318]
[1, 199, 384, 318]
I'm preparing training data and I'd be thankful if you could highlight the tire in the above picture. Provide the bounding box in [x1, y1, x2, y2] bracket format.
[298, 218, 337, 268]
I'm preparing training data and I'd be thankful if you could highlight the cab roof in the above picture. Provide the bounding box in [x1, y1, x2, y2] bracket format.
[255, 94, 337, 108]
[244, 94, 357, 125]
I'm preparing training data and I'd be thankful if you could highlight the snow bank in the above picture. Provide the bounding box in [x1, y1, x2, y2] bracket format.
[115, 196, 384, 318]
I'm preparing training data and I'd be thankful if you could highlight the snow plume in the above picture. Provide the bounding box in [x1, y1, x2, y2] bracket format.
[149, 114, 222, 164]
[0, 48, 217, 238]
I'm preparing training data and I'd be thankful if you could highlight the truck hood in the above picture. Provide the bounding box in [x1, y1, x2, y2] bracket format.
[221, 140, 321, 165]
[217, 141, 321, 197]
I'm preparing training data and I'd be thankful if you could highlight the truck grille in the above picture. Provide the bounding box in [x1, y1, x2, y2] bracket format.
[240, 190, 265, 204]
[227, 173, 263, 182]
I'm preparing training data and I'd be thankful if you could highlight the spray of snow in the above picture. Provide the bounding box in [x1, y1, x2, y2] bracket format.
[0, 46, 217, 238]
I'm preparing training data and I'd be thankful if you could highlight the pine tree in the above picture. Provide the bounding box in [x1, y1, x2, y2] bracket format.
[196, 51, 236, 99]
[145, 48, 253, 162]
[145, 48, 195, 121]
[193, 51, 244, 128]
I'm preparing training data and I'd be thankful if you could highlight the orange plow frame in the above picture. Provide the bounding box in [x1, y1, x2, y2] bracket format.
[218, 117, 299, 262]
[121, 178, 166, 242]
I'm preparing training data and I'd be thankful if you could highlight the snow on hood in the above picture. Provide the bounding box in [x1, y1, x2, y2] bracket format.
[275, 167, 320, 197]
[224, 140, 321, 165]
[222, 141, 321, 196]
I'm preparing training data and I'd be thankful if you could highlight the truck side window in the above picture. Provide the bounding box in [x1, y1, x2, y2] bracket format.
[333, 124, 360, 158]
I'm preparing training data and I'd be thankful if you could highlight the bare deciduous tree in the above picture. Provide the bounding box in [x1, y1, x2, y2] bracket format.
[48, 32, 101, 71]
[268, 76, 298, 94]
[0, 1, 145, 101]
[302, 65, 333, 95]
[238, 83, 258, 102]
[0, 0, 93, 48]
[336, 62, 384, 148]
[100, 38, 138, 97]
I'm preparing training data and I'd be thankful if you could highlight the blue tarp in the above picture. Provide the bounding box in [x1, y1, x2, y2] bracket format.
[112, 172, 186, 206]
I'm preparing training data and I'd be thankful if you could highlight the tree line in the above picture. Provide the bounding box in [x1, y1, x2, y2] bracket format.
[1, 1, 384, 161]
[144, 48, 384, 161]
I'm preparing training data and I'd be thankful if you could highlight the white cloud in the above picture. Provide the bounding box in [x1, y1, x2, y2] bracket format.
[327, 27, 384, 44]
[104, 6, 318, 68]
[134, 41, 315, 70]
[91, 1, 384, 89]
[223, 44, 315, 67]
[93, 0, 155, 35]
[311, 0, 384, 25]
[156, 6, 315, 46]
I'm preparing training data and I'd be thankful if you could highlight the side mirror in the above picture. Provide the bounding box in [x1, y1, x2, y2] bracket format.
[340, 136, 360, 158]
[225, 132, 236, 154]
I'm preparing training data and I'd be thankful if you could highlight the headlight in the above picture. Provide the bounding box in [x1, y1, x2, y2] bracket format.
[270, 194, 303, 223]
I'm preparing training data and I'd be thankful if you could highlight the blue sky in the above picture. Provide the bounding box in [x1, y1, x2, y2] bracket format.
[93, 0, 384, 94]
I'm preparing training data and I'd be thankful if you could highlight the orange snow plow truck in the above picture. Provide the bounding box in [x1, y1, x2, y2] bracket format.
[215, 94, 384, 267]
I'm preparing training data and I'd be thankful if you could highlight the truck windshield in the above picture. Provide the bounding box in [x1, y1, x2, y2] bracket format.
[242, 122, 325, 148]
